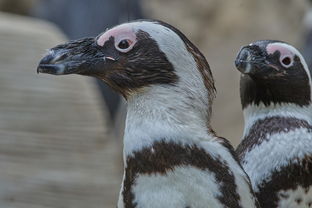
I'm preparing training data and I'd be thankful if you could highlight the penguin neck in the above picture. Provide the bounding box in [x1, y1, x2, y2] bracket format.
[240, 74, 312, 109]
[242, 102, 312, 137]
[240, 74, 312, 137]
[123, 84, 214, 158]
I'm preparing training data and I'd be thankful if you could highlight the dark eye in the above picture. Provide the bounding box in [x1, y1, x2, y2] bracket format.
[118, 40, 130, 49]
[280, 56, 293, 67]
[282, 57, 291, 65]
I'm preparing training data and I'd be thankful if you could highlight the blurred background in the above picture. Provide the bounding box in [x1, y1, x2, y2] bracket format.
[0, 0, 310, 207]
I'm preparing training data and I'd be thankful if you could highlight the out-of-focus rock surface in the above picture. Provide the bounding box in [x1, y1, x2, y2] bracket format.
[0, 12, 122, 208]
[0, 0, 38, 15]
[142, 0, 308, 145]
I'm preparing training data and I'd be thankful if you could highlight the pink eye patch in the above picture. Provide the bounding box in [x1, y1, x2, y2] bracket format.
[266, 43, 294, 57]
[97, 25, 137, 47]
[266, 43, 295, 67]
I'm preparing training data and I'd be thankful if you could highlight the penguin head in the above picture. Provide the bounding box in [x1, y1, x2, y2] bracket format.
[37, 19, 215, 101]
[235, 40, 310, 79]
[235, 40, 312, 108]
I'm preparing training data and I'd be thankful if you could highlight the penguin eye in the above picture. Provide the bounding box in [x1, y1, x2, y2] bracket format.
[118, 40, 130, 49]
[116, 39, 133, 53]
[280, 56, 293, 68]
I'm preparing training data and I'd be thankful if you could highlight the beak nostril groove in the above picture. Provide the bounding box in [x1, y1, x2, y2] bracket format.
[54, 53, 69, 63]
[39, 53, 55, 65]
[39, 50, 69, 65]
[235, 47, 253, 73]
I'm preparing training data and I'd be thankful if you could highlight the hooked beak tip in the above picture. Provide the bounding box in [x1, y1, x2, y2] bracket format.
[235, 59, 243, 69]
[235, 47, 255, 74]
[235, 58, 249, 74]
[37, 37, 106, 76]
[36, 63, 65, 75]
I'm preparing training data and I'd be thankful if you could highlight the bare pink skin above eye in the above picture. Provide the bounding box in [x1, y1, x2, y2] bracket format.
[97, 25, 137, 47]
[266, 44, 294, 57]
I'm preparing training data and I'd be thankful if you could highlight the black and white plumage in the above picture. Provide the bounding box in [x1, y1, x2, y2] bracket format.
[235, 40, 312, 208]
[37, 20, 258, 208]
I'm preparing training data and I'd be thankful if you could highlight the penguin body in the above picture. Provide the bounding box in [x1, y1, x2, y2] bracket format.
[235, 40, 312, 207]
[38, 20, 258, 208]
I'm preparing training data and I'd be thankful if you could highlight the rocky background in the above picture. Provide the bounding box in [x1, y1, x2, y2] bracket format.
[0, 0, 309, 207]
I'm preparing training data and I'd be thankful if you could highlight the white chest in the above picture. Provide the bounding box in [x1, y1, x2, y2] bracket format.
[128, 166, 223, 208]
[277, 186, 312, 208]
[241, 128, 312, 191]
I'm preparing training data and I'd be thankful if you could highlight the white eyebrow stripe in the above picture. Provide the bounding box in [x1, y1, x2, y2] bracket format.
[96, 24, 137, 47]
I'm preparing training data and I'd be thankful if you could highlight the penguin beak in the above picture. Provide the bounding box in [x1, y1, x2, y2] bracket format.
[37, 37, 115, 76]
[235, 46, 267, 75]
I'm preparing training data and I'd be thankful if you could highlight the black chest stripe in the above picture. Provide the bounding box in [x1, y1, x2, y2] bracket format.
[122, 140, 242, 208]
[236, 116, 312, 160]
[256, 155, 312, 208]
[240, 70, 311, 108]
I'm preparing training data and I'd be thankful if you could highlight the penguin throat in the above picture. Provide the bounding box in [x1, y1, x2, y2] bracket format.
[123, 85, 214, 157]
[240, 75, 311, 109]
[242, 102, 312, 138]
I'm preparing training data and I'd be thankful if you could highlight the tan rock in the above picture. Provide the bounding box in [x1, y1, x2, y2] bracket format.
[0, 12, 122, 208]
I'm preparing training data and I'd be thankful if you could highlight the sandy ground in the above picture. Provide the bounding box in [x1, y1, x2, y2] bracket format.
[0, 13, 122, 208]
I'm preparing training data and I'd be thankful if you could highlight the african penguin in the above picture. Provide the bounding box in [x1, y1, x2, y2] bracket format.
[37, 20, 258, 208]
[235, 40, 312, 208]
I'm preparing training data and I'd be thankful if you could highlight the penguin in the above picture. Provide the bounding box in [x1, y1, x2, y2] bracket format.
[37, 20, 258, 208]
[235, 40, 312, 208]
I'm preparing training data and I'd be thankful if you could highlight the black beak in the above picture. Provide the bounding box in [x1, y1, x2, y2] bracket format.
[37, 37, 109, 76]
[235, 45, 266, 75]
